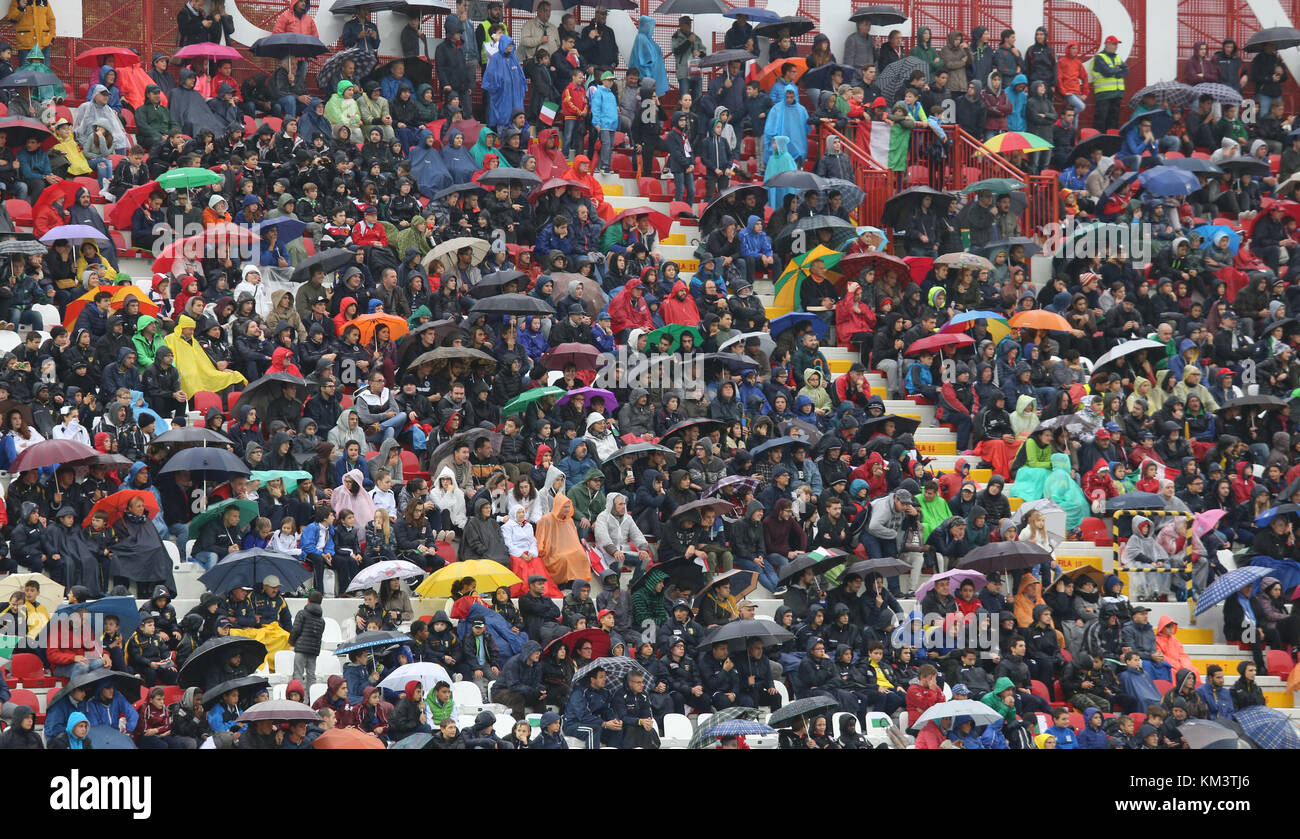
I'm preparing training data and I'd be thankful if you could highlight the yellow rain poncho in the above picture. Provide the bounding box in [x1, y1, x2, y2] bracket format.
[164, 315, 247, 396]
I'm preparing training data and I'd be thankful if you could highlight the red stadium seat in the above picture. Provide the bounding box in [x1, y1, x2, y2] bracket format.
[1266, 648, 1293, 678]
[5, 198, 32, 228]
[1079, 516, 1112, 546]
[637, 177, 665, 202]
[261, 116, 283, 133]
[1270, 153, 1281, 175]
[1153, 679, 1173, 695]
[401, 448, 429, 482]
[192, 391, 222, 416]
[9, 688, 43, 723]
[10, 653, 56, 688]
[224, 390, 242, 412]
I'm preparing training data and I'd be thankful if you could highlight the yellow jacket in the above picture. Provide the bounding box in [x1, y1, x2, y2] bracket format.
[164, 314, 247, 396]
[7, 1, 55, 50]
[54, 134, 92, 177]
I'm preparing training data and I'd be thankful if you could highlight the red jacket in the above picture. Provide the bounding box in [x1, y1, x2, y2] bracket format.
[834, 284, 875, 346]
[1082, 460, 1119, 502]
[349, 221, 389, 248]
[272, 1, 320, 36]
[561, 82, 589, 119]
[46, 617, 104, 668]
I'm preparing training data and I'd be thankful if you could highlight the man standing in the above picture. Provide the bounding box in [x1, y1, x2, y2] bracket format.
[272, 0, 319, 87]
[519, 0, 555, 60]
[1089, 35, 1127, 131]
[671, 16, 706, 101]
[579, 7, 619, 71]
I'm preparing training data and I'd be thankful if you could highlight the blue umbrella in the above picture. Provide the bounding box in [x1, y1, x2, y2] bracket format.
[947, 309, 1007, 327]
[55, 595, 140, 637]
[724, 6, 781, 21]
[771, 311, 828, 340]
[749, 435, 812, 458]
[198, 549, 312, 595]
[854, 226, 889, 245]
[257, 216, 306, 243]
[693, 718, 775, 746]
[1140, 165, 1202, 198]
[158, 445, 251, 480]
[335, 630, 412, 657]
[1254, 504, 1300, 527]
[1193, 565, 1273, 616]
[87, 725, 137, 749]
[249, 33, 330, 59]
[1120, 109, 1175, 140]
[1234, 705, 1300, 749]
[1193, 223, 1241, 254]
[39, 224, 110, 245]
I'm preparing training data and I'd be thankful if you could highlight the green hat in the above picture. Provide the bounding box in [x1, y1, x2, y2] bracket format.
[600, 71, 614, 81]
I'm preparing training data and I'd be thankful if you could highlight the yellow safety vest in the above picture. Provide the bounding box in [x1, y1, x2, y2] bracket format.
[1090, 50, 1125, 96]
[478, 19, 494, 64]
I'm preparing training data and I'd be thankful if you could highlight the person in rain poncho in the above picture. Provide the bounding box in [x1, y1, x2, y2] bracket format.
[440, 129, 479, 183]
[165, 314, 247, 396]
[469, 127, 498, 166]
[481, 36, 526, 133]
[74, 84, 129, 153]
[325, 79, 363, 135]
[764, 136, 798, 211]
[537, 492, 589, 585]
[1008, 424, 1053, 502]
[763, 86, 809, 164]
[16, 45, 66, 103]
[409, 128, 452, 198]
[332, 467, 376, 525]
[431, 465, 468, 532]
[1042, 452, 1089, 531]
[1120, 514, 1172, 601]
[169, 69, 226, 138]
[629, 15, 669, 97]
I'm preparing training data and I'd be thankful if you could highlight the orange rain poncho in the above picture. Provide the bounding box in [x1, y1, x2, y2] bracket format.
[536, 493, 590, 585]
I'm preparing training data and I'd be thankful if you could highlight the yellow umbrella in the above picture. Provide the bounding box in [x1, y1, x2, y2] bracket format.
[772, 245, 842, 313]
[415, 560, 522, 598]
[0, 573, 63, 610]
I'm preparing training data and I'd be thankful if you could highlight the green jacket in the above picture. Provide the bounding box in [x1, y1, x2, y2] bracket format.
[981, 676, 1019, 724]
[135, 102, 178, 148]
[910, 28, 943, 75]
[568, 466, 607, 524]
[132, 314, 165, 369]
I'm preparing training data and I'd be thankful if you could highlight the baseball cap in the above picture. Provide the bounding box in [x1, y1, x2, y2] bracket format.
[597, 608, 614, 620]
[672, 599, 691, 611]
[1132, 605, 1151, 614]
[1104, 35, 1121, 44]
[528, 574, 547, 585]
[893, 488, 914, 504]
[1096, 428, 1111, 440]
[263, 575, 281, 587]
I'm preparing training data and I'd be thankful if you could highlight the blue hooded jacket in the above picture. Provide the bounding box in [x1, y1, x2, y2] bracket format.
[739, 214, 773, 259]
[1077, 707, 1110, 749]
[764, 135, 798, 206]
[764, 91, 809, 162]
[559, 436, 595, 486]
[440, 129, 479, 183]
[84, 687, 139, 731]
[481, 35, 527, 130]
[1005, 73, 1028, 131]
[410, 128, 453, 197]
[630, 16, 669, 96]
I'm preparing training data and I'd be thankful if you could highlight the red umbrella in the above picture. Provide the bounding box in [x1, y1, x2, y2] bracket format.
[0, 117, 55, 150]
[542, 628, 612, 659]
[151, 223, 260, 273]
[449, 117, 482, 148]
[541, 342, 604, 371]
[173, 43, 241, 62]
[838, 251, 911, 283]
[602, 206, 673, 240]
[311, 728, 386, 749]
[107, 180, 162, 230]
[528, 177, 589, 203]
[9, 439, 98, 472]
[83, 489, 160, 527]
[33, 179, 80, 218]
[74, 47, 141, 68]
[907, 333, 975, 354]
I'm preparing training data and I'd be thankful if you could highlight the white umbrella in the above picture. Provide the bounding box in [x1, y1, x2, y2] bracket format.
[346, 560, 428, 593]
[378, 662, 454, 694]
[915, 568, 987, 601]
[718, 331, 776, 357]
[423, 236, 490, 269]
[0, 573, 64, 609]
[1010, 498, 1068, 543]
[911, 699, 1003, 730]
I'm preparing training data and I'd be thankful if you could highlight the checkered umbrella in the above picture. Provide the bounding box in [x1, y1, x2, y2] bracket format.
[687, 706, 762, 748]
[1128, 80, 1195, 108]
[1193, 565, 1272, 616]
[1193, 82, 1243, 105]
[691, 718, 774, 747]
[316, 47, 379, 96]
[877, 56, 926, 100]
[571, 656, 654, 688]
[1234, 705, 1300, 749]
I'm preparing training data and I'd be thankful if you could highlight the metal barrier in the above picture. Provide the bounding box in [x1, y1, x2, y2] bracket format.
[812, 122, 892, 233]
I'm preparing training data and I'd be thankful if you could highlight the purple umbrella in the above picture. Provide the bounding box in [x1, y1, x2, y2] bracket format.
[556, 386, 618, 411]
[39, 224, 110, 245]
[704, 475, 761, 499]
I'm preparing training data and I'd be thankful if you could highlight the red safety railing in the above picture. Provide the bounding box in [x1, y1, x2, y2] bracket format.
[812, 122, 891, 232]
[943, 124, 1059, 238]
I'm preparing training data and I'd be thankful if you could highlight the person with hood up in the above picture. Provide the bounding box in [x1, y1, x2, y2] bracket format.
[325, 79, 362, 135]
[1120, 515, 1171, 601]
[630, 15, 668, 96]
[73, 84, 129, 154]
[593, 492, 651, 573]
[481, 35, 526, 133]
[764, 86, 809, 165]
[537, 492, 589, 586]
[462, 496, 510, 566]
[169, 69, 226, 137]
[47, 711, 92, 750]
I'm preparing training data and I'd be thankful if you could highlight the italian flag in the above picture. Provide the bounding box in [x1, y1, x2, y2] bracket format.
[744, 59, 759, 85]
[539, 101, 559, 125]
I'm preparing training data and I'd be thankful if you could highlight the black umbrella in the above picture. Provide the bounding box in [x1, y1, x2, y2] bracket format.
[844, 557, 911, 577]
[153, 426, 235, 446]
[776, 552, 848, 586]
[1217, 394, 1288, 413]
[475, 167, 542, 189]
[1068, 134, 1122, 162]
[669, 498, 735, 520]
[469, 269, 528, 298]
[201, 674, 272, 705]
[1220, 157, 1272, 178]
[0, 117, 54, 149]
[629, 555, 706, 593]
[802, 63, 859, 91]
[748, 435, 812, 459]
[249, 33, 330, 58]
[0, 239, 47, 256]
[699, 183, 767, 230]
[231, 372, 310, 421]
[290, 247, 356, 283]
[392, 0, 452, 14]
[653, 0, 729, 14]
[699, 48, 757, 68]
[878, 55, 927, 99]
[316, 47, 380, 97]
[406, 345, 497, 371]
[179, 636, 270, 688]
[407, 318, 466, 344]
[856, 413, 921, 440]
[158, 445, 251, 479]
[0, 68, 62, 89]
[468, 293, 555, 318]
[849, 5, 907, 25]
[606, 441, 673, 462]
[764, 170, 832, 191]
[881, 185, 955, 228]
[1165, 157, 1223, 176]
[198, 549, 313, 596]
[696, 352, 760, 373]
[47, 668, 143, 710]
[772, 214, 855, 253]
[703, 618, 793, 647]
[570, 655, 654, 687]
[433, 181, 482, 200]
[364, 57, 434, 91]
[1105, 492, 1167, 512]
[753, 16, 816, 38]
[330, 0, 406, 13]
[335, 629, 413, 656]
[1099, 170, 1141, 203]
[659, 417, 724, 440]
[768, 695, 839, 727]
[428, 426, 502, 466]
[956, 541, 1053, 574]
[1245, 26, 1300, 51]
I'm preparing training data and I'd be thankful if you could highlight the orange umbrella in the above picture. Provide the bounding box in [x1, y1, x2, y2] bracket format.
[64, 286, 159, 330]
[1009, 310, 1073, 332]
[344, 313, 409, 344]
[311, 728, 386, 749]
[83, 489, 160, 527]
[756, 57, 806, 91]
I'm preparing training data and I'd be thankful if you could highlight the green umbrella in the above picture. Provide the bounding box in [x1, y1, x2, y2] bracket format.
[962, 177, 1025, 195]
[157, 167, 225, 190]
[502, 385, 566, 416]
[189, 497, 259, 534]
[645, 324, 704, 353]
[250, 470, 313, 495]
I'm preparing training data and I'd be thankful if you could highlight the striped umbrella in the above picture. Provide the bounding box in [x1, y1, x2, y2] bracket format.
[1193, 82, 1243, 105]
[983, 131, 1053, 154]
[1128, 80, 1196, 108]
[1193, 565, 1272, 616]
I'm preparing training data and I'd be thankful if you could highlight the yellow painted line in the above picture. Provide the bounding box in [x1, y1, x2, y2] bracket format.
[1266, 691, 1294, 707]
[969, 468, 992, 483]
[764, 306, 788, 319]
[1192, 657, 1258, 674]
[1175, 627, 1215, 644]
[1009, 496, 1024, 511]
[602, 183, 624, 196]
[829, 359, 851, 374]
[870, 386, 887, 398]
[1057, 556, 1104, 573]
[677, 259, 699, 272]
[662, 233, 687, 245]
